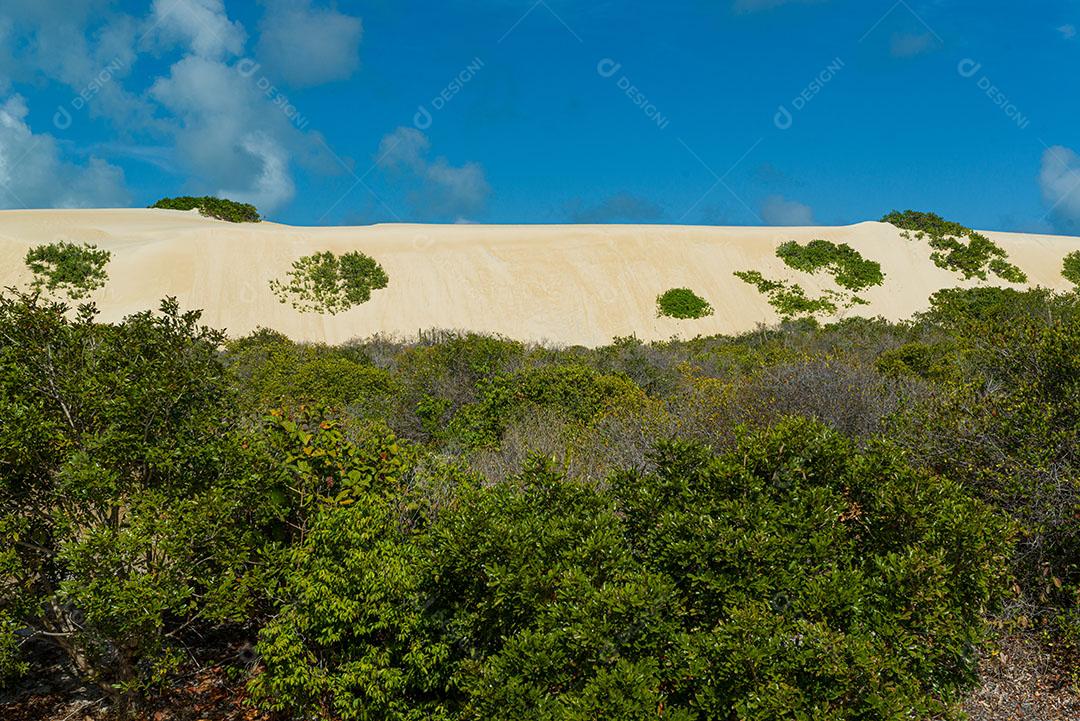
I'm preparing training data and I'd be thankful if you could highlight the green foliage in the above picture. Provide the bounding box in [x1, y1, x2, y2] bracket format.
[150, 195, 261, 222]
[1063, 250, 1080, 286]
[447, 364, 647, 450]
[0, 293, 268, 710]
[24, 241, 110, 300]
[656, 287, 714, 319]
[882, 210, 1028, 283]
[10, 274, 1080, 716]
[776, 239, 885, 291]
[874, 341, 955, 381]
[248, 411, 425, 719]
[891, 288, 1080, 659]
[735, 239, 883, 321]
[224, 329, 397, 414]
[250, 418, 1009, 720]
[270, 250, 389, 314]
[734, 269, 847, 319]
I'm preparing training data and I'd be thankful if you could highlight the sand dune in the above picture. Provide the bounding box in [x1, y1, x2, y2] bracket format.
[1, 208, 1077, 346]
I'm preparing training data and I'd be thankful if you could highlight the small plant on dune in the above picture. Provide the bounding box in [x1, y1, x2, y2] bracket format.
[734, 270, 850, 319]
[1063, 250, 1080, 286]
[656, 287, 714, 319]
[270, 250, 389, 314]
[882, 209, 1027, 283]
[776, 239, 884, 291]
[151, 196, 261, 223]
[24, 241, 111, 300]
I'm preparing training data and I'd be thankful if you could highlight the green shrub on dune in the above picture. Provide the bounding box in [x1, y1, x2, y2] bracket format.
[656, 287, 714, 319]
[151, 195, 261, 223]
[776, 239, 884, 291]
[1063, 250, 1080, 286]
[270, 250, 389, 315]
[882, 209, 1027, 283]
[24, 240, 111, 300]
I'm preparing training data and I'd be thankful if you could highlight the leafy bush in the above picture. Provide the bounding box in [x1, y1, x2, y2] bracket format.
[24, 241, 110, 300]
[270, 250, 389, 314]
[1063, 250, 1080, 286]
[224, 329, 396, 415]
[776, 239, 885, 291]
[0, 294, 267, 712]
[882, 210, 1027, 283]
[891, 288, 1080, 662]
[151, 195, 261, 223]
[251, 417, 1010, 720]
[875, 341, 955, 381]
[447, 364, 648, 450]
[734, 269, 846, 319]
[656, 287, 713, 319]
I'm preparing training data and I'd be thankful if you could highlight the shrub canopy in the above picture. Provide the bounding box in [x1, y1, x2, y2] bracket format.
[1063, 250, 1080, 286]
[151, 196, 261, 223]
[657, 287, 714, 319]
[882, 210, 1027, 283]
[776, 239, 884, 291]
[270, 250, 389, 314]
[24, 241, 110, 300]
[251, 416, 1009, 720]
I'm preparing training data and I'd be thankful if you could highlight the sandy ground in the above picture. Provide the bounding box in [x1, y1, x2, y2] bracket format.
[1, 208, 1078, 346]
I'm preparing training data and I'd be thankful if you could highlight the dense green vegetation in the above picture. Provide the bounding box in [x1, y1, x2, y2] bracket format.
[23, 241, 110, 300]
[734, 269, 848, 318]
[3, 279, 1079, 719]
[151, 195, 261, 223]
[882, 210, 1028, 283]
[735, 239, 882, 320]
[270, 250, 389, 314]
[1064, 250, 1080, 286]
[776, 239, 885, 291]
[656, 287, 713, 319]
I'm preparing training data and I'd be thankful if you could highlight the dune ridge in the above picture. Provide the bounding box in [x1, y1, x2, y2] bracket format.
[1, 208, 1077, 346]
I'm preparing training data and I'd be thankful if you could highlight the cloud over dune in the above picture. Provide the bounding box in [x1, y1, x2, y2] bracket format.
[1040, 145, 1080, 230]
[377, 127, 490, 221]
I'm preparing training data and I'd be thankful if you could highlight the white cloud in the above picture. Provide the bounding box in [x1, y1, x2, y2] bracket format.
[760, 195, 814, 226]
[891, 32, 936, 58]
[256, 0, 362, 87]
[150, 54, 305, 212]
[377, 127, 429, 173]
[1059, 24, 1077, 40]
[423, 158, 489, 218]
[217, 131, 294, 211]
[376, 126, 489, 220]
[0, 5, 152, 128]
[148, 0, 246, 59]
[1039, 145, 1080, 229]
[0, 94, 129, 209]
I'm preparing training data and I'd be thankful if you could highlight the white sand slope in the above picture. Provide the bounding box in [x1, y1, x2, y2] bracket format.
[1, 208, 1077, 347]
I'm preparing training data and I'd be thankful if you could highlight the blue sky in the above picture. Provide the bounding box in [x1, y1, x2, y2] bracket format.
[2, 1, 1080, 232]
